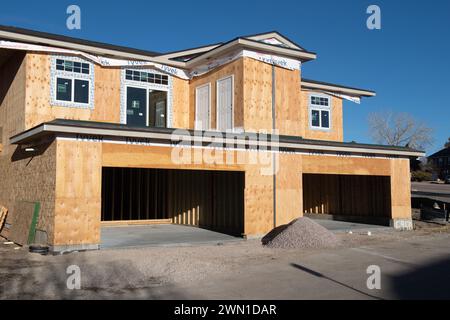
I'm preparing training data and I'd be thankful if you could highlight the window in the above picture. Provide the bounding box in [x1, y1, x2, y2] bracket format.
[125, 87, 168, 128]
[309, 94, 331, 130]
[195, 83, 211, 130]
[125, 69, 169, 85]
[56, 78, 72, 102]
[217, 76, 234, 131]
[121, 68, 172, 127]
[56, 59, 90, 74]
[51, 56, 94, 108]
[149, 90, 167, 128]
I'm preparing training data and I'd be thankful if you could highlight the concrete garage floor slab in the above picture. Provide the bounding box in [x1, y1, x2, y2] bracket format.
[100, 224, 242, 249]
[313, 219, 391, 233]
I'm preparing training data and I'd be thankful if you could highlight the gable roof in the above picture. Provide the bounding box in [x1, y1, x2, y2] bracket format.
[159, 31, 309, 63]
[243, 31, 306, 51]
[153, 31, 317, 67]
[429, 147, 450, 158]
[182, 37, 316, 68]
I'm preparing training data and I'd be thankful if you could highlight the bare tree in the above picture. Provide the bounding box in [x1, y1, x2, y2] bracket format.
[368, 111, 433, 150]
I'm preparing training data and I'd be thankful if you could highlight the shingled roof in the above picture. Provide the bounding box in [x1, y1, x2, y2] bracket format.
[429, 147, 450, 158]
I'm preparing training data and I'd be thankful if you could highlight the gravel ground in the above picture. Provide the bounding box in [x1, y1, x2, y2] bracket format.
[262, 217, 340, 249]
[1, 220, 449, 299]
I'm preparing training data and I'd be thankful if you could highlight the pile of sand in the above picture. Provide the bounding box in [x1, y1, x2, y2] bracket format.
[262, 217, 340, 249]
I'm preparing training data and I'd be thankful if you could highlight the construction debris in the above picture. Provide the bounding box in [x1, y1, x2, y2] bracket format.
[262, 217, 341, 249]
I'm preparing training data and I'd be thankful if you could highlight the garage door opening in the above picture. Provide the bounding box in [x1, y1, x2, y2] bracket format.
[303, 174, 392, 226]
[101, 168, 245, 236]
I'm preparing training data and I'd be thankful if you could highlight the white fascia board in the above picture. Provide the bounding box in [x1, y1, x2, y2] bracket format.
[302, 81, 376, 98]
[9, 125, 46, 144]
[245, 32, 303, 50]
[237, 39, 316, 60]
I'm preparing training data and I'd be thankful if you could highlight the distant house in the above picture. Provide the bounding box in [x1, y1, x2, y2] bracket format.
[429, 147, 450, 179]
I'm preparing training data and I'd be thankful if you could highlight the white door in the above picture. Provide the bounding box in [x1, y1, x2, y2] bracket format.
[217, 76, 233, 131]
[195, 84, 210, 130]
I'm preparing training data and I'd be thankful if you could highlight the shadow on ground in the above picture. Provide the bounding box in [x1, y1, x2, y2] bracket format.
[0, 249, 187, 300]
[389, 256, 450, 300]
[261, 222, 291, 245]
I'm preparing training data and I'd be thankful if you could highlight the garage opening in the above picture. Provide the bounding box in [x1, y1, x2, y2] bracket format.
[101, 168, 245, 236]
[303, 174, 392, 226]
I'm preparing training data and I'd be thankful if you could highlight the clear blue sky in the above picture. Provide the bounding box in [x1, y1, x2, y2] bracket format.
[1, 0, 449, 154]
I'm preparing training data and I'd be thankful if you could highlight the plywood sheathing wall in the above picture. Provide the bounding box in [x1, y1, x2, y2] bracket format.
[0, 52, 27, 150]
[54, 139, 102, 246]
[275, 154, 303, 226]
[390, 158, 412, 219]
[274, 66, 303, 137]
[190, 58, 244, 130]
[300, 90, 344, 142]
[25, 53, 121, 130]
[0, 52, 57, 244]
[242, 57, 273, 133]
[172, 77, 190, 129]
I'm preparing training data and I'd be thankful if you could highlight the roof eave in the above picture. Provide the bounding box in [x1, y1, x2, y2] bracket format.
[10, 120, 425, 158]
[302, 80, 376, 98]
[0, 27, 159, 62]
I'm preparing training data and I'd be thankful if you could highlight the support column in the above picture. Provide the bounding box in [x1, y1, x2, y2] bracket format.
[390, 158, 413, 230]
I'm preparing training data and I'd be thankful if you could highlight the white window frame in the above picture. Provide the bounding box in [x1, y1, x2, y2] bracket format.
[50, 55, 95, 109]
[309, 93, 332, 131]
[195, 83, 212, 131]
[216, 75, 234, 132]
[54, 77, 92, 106]
[120, 68, 173, 127]
[124, 84, 170, 127]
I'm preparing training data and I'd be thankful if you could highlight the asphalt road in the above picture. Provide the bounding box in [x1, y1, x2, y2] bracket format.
[411, 182, 450, 203]
[182, 233, 450, 300]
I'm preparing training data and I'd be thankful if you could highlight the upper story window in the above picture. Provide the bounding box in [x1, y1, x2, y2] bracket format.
[216, 75, 234, 132]
[51, 56, 95, 109]
[195, 83, 211, 131]
[121, 69, 172, 128]
[125, 70, 169, 85]
[56, 59, 90, 74]
[309, 94, 331, 130]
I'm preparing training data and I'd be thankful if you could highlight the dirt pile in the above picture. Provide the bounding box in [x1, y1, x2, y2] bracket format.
[262, 217, 340, 249]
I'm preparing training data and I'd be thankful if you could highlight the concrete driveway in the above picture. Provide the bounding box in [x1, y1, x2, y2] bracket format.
[101, 220, 391, 250]
[313, 219, 390, 233]
[100, 224, 242, 249]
